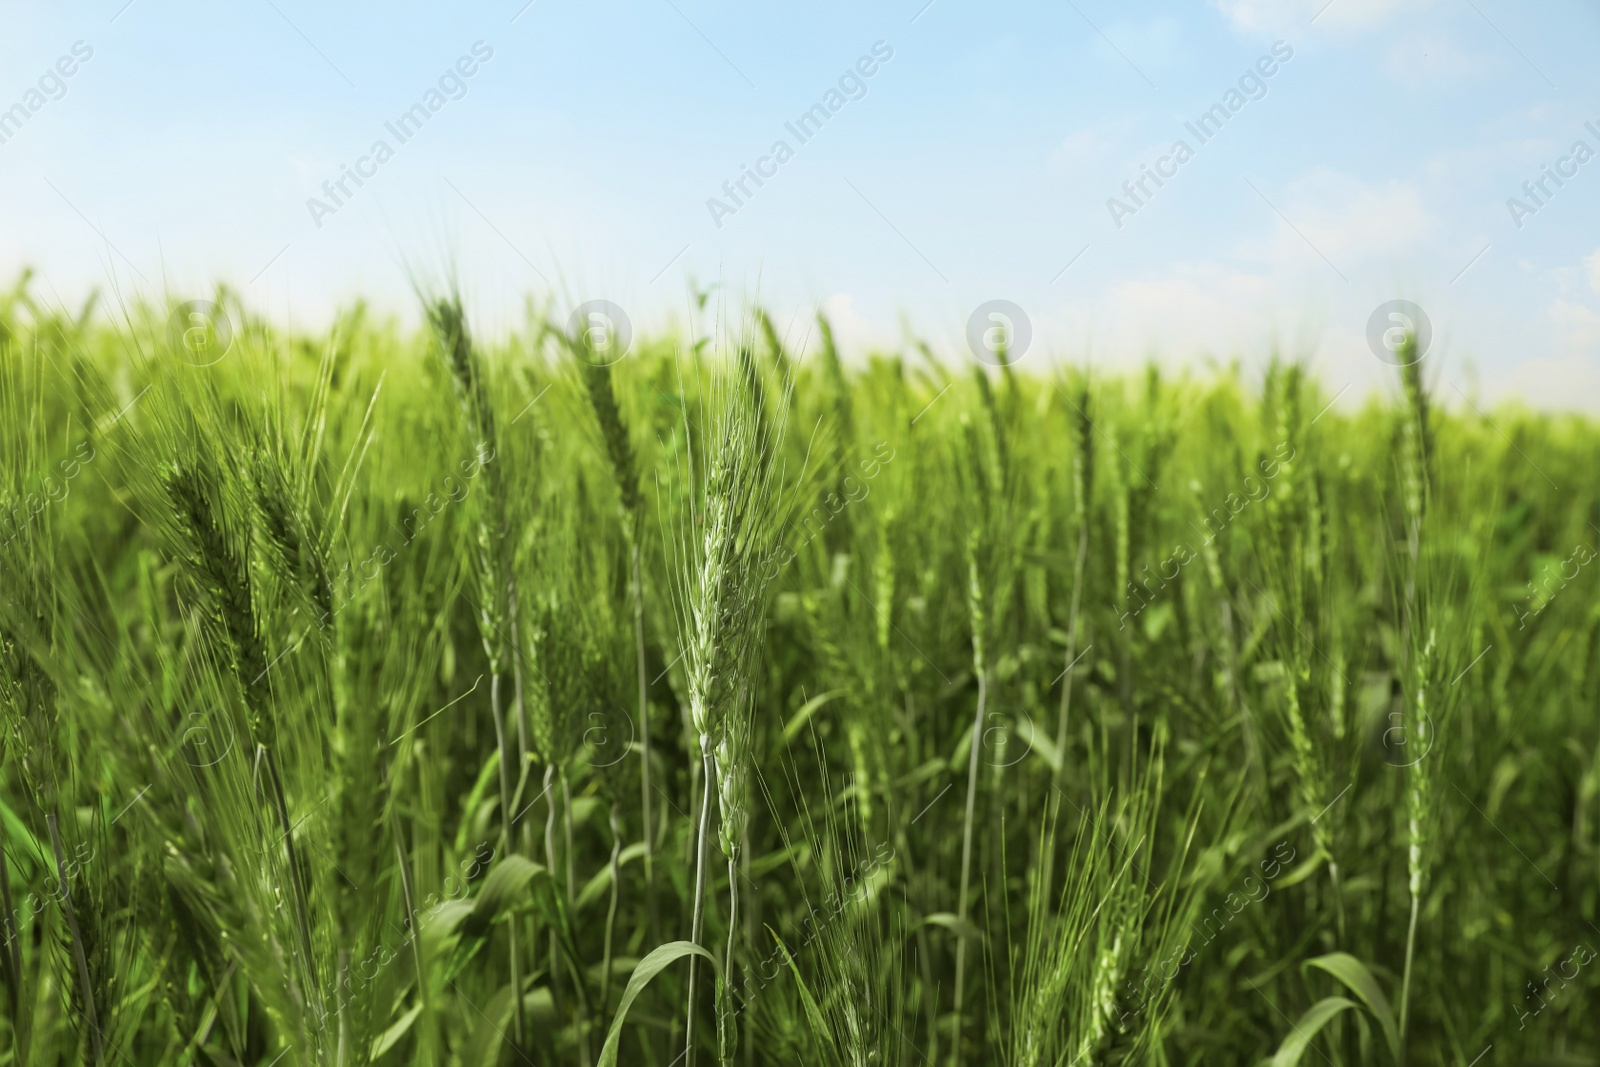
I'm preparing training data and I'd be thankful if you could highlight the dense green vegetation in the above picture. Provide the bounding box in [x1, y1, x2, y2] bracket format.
[0, 275, 1596, 1066]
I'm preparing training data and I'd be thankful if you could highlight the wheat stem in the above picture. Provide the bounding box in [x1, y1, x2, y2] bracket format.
[720, 852, 739, 1067]
[544, 761, 568, 1049]
[630, 531, 659, 950]
[1047, 509, 1090, 906]
[685, 736, 715, 1067]
[602, 805, 622, 1018]
[336, 950, 351, 1067]
[489, 671, 526, 1051]
[952, 668, 987, 1064]
[559, 769, 591, 1065]
[1396, 345, 1430, 1064]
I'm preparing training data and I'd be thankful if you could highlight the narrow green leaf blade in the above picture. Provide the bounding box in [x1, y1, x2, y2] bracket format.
[462, 856, 550, 938]
[1305, 952, 1399, 1061]
[369, 1001, 423, 1060]
[781, 688, 845, 742]
[1271, 996, 1356, 1067]
[775, 931, 836, 1059]
[597, 940, 719, 1067]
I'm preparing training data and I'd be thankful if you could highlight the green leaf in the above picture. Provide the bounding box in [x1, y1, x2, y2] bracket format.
[1304, 953, 1399, 1062]
[747, 843, 803, 879]
[461, 856, 551, 939]
[577, 842, 648, 911]
[890, 758, 950, 792]
[921, 912, 983, 943]
[451, 751, 501, 855]
[1271, 996, 1357, 1067]
[460, 982, 518, 1067]
[1272, 850, 1325, 889]
[1017, 713, 1061, 773]
[568, 795, 602, 829]
[782, 688, 846, 742]
[948, 726, 973, 772]
[369, 1002, 423, 1060]
[774, 932, 835, 1059]
[597, 941, 720, 1067]
[419, 898, 475, 962]
[0, 798, 45, 878]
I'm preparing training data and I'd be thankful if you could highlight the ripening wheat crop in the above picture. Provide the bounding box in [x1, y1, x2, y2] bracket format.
[0, 274, 1596, 1067]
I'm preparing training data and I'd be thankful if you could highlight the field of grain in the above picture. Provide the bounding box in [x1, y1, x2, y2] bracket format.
[0, 278, 1596, 1066]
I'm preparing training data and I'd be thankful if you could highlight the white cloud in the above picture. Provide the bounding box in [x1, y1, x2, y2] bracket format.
[1473, 287, 1600, 410]
[1049, 122, 1126, 175]
[771, 293, 892, 362]
[1585, 248, 1600, 295]
[1038, 260, 1404, 403]
[1496, 350, 1600, 411]
[1046, 261, 1277, 364]
[1421, 138, 1552, 183]
[1549, 295, 1600, 350]
[820, 292, 885, 354]
[1238, 170, 1436, 271]
[1213, 0, 1436, 35]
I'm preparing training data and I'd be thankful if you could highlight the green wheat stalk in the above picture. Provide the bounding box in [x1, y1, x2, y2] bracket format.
[671, 352, 789, 1066]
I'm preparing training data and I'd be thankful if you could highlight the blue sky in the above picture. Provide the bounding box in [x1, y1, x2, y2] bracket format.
[3, 0, 1598, 406]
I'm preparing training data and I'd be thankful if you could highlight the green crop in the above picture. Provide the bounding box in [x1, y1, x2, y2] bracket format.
[0, 273, 1595, 1066]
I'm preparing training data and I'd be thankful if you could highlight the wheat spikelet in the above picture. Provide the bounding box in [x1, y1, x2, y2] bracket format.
[873, 511, 895, 654]
[580, 359, 642, 524]
[966, 530, 989, 680]
[951, 524, 990, 1056]
[1284, 664, 1328, 859]
[425, 292, 538, 1054]
[755, 307, 793, 383]
[1052, 375, 1095, 810]
[714, 696, 750, 868]
[672, 350, 788, 1066]
[1113, 453, 1131, 612]
[162, 459, 273, 746]
[1395, 326, 1432, 1058]
[1407, 627, 1436, 901]
[575, 345, 662, 943]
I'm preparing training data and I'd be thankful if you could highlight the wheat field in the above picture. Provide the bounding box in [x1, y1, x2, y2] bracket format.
[0, 277, 1596, 1066]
